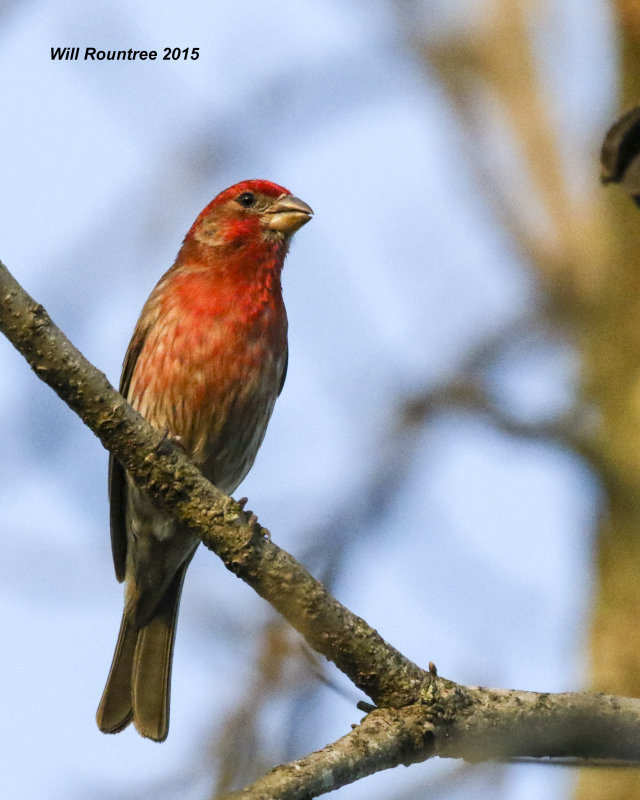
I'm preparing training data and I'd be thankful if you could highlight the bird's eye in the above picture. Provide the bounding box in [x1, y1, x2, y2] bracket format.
[236, 192, 256, 208]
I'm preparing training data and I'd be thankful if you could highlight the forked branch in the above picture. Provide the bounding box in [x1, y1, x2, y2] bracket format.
[1, 259, 639, 800]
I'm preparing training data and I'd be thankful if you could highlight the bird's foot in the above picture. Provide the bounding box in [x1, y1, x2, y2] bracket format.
[156, 429, 186, 456]
[243, 510, 270, 539]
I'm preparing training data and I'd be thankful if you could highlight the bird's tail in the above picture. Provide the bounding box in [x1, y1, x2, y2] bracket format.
[96, 562, 188, 742]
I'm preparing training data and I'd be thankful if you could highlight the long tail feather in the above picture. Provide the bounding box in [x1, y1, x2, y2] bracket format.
[96, 562, 189, 741]
[131, 562, 188, 742]
[96, 615, 137, 734]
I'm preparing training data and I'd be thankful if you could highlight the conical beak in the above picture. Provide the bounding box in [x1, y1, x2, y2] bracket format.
[264, 195, 314, 234]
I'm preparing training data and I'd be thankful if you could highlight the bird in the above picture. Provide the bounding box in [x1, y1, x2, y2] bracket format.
[96, 179, 313, 741]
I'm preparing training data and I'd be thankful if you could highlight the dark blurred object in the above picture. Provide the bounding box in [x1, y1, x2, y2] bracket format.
[601, 105, 640, 206]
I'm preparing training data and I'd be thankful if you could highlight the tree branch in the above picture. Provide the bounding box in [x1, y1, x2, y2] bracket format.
[2, 258, 640, 799]
[0, 258, 427, 708]
[221, 690, 640, 800]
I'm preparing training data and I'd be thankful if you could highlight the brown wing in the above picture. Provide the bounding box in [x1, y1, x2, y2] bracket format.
[278, 346, 288, 397]
[108, 329, 147, 582]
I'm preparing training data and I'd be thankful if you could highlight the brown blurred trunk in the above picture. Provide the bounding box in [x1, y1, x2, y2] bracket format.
[403, 0, 640, 796]
[575, 9, 640, 798]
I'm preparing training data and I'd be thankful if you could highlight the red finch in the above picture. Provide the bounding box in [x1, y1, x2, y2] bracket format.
[96, 179, 312, 741]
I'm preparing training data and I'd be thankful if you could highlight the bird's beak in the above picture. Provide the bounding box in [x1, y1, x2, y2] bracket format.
[264, 195, 314, 234]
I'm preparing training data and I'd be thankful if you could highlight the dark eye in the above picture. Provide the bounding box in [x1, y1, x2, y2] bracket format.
[236, 191, 256, 208]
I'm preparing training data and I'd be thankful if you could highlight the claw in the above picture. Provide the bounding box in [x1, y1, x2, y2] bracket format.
[171, 434, 186, 451]
[155, 428, 172, 455]
[245, 513, 270, 539]
[156, 429, 186, 456]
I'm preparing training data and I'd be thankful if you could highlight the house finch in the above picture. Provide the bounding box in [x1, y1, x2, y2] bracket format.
[96, 180, 312, 741]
